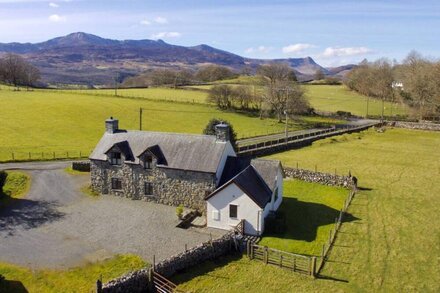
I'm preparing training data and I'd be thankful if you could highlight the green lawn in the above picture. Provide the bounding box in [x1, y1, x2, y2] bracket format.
[304, 85, 408, 117]
[0, 88, 330, 162]
[46, 87, 209, 104]
[259, 180, 348, 256]
[0, 255, 146, 293]
[0, 171, 30, 209]
[175, 128, 440, 292]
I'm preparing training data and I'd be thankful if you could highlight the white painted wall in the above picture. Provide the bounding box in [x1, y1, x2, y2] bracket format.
[207, 183, 263, 236]
[215, 142, 236, 185]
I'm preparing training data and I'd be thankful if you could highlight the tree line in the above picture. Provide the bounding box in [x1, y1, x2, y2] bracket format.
[345, 51, 440, 119]
[208, 63, 311, 122]
[0, 53, 40, 88]
[123, 64, 237, 88]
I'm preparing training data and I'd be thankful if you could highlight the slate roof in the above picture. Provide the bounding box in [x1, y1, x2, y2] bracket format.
[206, 165, 273, 208]
[218, 156, 282, 191]
[90, 130, 228, 173]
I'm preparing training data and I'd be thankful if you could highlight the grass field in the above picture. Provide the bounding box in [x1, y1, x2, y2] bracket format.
[0, 88, 337, 162]
[0, 171, 30, 209]
[259, 180, 348, 256]
[304, 85, 408, 117]
[174, 128, 440, 292]
[0, 255, 146, 293]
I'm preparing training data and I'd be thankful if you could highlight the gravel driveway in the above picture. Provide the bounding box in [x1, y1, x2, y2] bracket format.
[0, 161, 223, 269]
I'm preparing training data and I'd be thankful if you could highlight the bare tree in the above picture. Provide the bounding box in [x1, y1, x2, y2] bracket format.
[0, 53, 40, 88]
[208, 84, 234, 109]
[314, 69, 325, 81]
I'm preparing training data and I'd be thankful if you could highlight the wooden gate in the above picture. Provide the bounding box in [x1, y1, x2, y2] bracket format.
[152, 271, 182, 293]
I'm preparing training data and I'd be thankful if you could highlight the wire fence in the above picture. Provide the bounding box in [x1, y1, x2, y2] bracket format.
[1, 150, 92, 163]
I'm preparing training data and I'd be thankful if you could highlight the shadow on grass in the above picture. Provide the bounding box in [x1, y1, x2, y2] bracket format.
[265, 197, 359, 242]
[0, 197, 64, 236]
[0, 278, 29, 293]
[357, 186, 373, 191]
[170, 253, 243, 286]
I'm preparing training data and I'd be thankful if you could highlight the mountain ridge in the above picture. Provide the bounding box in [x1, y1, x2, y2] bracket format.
[0, 32, 346, 85]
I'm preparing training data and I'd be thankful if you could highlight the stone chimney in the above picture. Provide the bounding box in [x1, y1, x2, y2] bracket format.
[105, 117, 119, 134]
[215, 123, 230, 142]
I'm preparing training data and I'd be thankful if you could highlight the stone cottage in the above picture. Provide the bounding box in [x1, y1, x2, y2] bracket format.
[90, 118, 283, 234]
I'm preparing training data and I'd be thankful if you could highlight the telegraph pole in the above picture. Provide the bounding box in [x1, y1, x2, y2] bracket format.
[139, 107, 143, 130]
[114, 72, 118, 96]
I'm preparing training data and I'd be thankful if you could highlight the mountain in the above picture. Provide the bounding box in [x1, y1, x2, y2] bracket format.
[0, 32, 335, 85]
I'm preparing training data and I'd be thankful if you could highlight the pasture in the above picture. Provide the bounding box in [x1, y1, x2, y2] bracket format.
[304, 85, 408, 117]
[174, 128, 440, 292]
[0, 88, 335, 162]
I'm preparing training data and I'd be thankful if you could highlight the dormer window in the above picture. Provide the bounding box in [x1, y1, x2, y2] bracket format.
[144, 155, 153, 169]
[110, 152, 122, 165]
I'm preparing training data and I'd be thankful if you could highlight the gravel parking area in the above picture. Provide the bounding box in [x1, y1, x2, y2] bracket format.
[0, 161, 223, 269]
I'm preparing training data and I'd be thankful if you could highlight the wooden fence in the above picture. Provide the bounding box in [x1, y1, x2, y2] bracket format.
[152, 270, 183, 293]
[4, 150, 91, 163]
[247, 243, 317, 277]
[317, 189, 356, 274]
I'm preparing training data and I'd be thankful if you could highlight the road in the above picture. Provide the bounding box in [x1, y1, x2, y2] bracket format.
[237, 118, 379, 147]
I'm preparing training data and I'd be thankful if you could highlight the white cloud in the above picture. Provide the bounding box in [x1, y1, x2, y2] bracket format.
[282, 43, 316, 54]
[49, 2, 59, 7]
[48, 14, 65, 22]
[245, 46, 272, 54]
[321, 46, 373, 57]
[140, 19, 151, 25]
[154, 16, 168, 24]
[151, 31, 181, 39]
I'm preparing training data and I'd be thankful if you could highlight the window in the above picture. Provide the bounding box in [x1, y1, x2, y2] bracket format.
[110, 152, 122, 165]
[144, 155, 153, 169]
[229, 204, 238, 218]
[274, 187, 279, 202]
[144, 182, 153, 196]
[111, 178, 122, 190]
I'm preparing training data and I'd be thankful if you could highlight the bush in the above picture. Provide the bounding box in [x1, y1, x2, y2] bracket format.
[336, 110, 352, 118]
[176, 204, 184, 219]
[203, 118, 238, 150]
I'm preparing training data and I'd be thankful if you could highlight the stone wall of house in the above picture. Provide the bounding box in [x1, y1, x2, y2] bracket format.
[284, 167, 356, 189]
[101, 232, 236, 293]
[387, 121, 440, 131]
[90, 160, 216, 213]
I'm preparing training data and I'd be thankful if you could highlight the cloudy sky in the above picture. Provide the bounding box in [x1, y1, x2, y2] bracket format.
[0, 0, 439, 66]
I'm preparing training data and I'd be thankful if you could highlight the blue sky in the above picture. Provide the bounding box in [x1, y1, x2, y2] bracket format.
[0, 0, 439, 66]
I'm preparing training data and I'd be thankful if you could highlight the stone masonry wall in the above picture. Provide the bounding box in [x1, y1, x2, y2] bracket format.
[71, 161, 90, 172]
[284, 167, 356, 189]
[101, 232, 236, 293]
[387, 121, 440, 131]
[90, 160, 216, 213]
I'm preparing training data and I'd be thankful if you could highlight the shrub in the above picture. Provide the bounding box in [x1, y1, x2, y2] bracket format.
[176, 204, 184, 219]
[203, 118, 238, 150]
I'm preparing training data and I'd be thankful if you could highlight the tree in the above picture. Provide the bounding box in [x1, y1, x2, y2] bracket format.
[257, 63, 307, 121]
[208, 85, 234, 109]
[0, 53, 40, 88]
[195, 65, 236, 82]
[232, 85, 253, 110]
[314, 69, 325, 81]
[203, 118, 238, 150]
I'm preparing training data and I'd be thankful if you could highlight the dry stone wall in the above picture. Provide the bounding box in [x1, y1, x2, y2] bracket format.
[284, 167, 356, 189]
[71, 161, 90, 172]
[101, 232, 236, 293]
[387, 121, 440, 131]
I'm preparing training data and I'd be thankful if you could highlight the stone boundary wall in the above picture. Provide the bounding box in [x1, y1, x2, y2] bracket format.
[387, 121, 440, 131]
[101, 232, 236, 293]
[284, 167, 356, 189]
[71, 161, 91, 172]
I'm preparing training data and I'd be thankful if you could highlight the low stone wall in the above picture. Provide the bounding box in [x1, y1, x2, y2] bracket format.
[284, 167, 356, 189]
[387, 121, 440, 131]
[101, 232, 236, 293]
[71, 161, 91, 172]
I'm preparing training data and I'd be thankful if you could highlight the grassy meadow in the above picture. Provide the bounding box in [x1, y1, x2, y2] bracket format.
[259, 180, 348, 256]
[0, 255, 146, 293]
[175, 128, 440, 292]
[0, 87, 335, 162]
[304, 85, 408, 117]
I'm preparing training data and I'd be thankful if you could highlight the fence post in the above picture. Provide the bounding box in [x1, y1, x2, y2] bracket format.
[42, 152, 44, 159]
[11, 152, 14, 160]
[67, 151, 69, 158]
[53, 152, 55, 159]
[28, 152, 31, 159]
[264, 246, 268, 264]
[311, 257, 317, 278]
[280, 255, 283, 267]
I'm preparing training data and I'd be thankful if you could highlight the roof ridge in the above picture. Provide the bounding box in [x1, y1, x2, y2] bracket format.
[126, 130, 216, 139]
